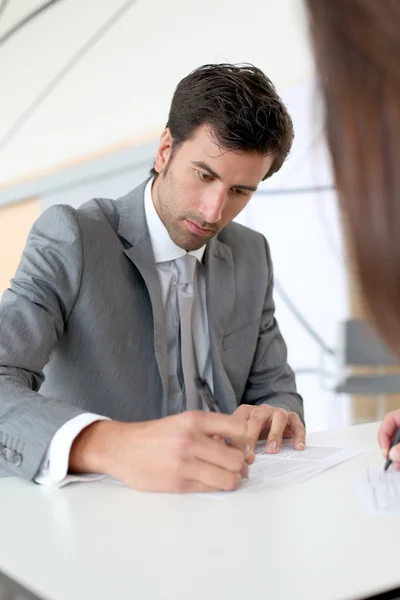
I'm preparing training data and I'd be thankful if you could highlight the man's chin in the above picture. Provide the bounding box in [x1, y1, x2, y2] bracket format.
[180, 238, 207, 252]
[174, 233, 209, 252]
[170, 225, 216, 251]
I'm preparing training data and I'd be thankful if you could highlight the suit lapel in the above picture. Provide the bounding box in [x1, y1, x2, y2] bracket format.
[205, 237, 237, 411]
[205, 237, 235, 333]
[117, 182, 169, 410]
[116, 182, 238, 414]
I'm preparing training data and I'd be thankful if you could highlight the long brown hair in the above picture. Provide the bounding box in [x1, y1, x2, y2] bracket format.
[305, 0, 400, 355]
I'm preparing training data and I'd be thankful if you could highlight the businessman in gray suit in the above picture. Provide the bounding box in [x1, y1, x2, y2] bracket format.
[0, 64, 305, 493]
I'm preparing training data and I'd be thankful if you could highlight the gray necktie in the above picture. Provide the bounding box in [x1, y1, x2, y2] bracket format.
[175, 254, 201, 411]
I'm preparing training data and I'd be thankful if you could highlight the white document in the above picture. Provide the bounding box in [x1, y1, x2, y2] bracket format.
[102, 440, 363, 495]
[357, 467, 400, 514]
[212, 440, 363, 495]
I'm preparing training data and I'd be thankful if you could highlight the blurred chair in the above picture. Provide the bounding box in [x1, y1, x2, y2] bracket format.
[335, 319, 400, 420]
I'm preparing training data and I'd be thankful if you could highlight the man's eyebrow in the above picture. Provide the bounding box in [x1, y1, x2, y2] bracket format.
[191, 161, 258, 192]
[192, 161, 221, 179]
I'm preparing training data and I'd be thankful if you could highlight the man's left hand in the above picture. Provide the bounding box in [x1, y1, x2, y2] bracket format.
[232, 404, 306, 464]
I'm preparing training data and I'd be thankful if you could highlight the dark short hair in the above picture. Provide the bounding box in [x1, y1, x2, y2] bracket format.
[150, 63, 294, 180]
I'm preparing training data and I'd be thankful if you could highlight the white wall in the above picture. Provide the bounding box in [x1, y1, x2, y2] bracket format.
[0, 0, 313, 186]
[0, 0, 351, 431]
[237, 81, 350, 431]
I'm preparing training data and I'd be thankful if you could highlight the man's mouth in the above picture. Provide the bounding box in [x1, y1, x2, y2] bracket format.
[185, 219, 216, 237]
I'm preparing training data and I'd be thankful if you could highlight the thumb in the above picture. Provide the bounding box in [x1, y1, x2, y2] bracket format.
[378, 410, 400, 455]
[389, 443, 400, 463]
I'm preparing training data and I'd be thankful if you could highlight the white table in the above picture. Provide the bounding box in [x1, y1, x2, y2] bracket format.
[0, 422, 399, 600]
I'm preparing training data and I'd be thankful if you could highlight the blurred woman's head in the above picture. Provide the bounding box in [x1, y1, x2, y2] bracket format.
[305, 0, 400, 354]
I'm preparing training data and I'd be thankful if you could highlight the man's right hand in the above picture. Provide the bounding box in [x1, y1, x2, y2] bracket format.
[69, 411, 250, 492]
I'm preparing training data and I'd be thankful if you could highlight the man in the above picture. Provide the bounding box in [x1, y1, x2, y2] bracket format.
[0, 64, 305, 493]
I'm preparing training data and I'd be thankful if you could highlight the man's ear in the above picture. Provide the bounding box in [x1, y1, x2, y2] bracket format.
[154, 128, 173, 174]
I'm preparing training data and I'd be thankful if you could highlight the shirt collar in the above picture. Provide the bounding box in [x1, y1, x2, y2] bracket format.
[144, 178, 206, 264]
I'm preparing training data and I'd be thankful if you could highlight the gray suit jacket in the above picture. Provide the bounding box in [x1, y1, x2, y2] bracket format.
[0, 180, 303, 480]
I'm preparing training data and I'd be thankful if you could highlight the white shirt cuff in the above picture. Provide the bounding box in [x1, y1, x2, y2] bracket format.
[34, 413, 110, 488]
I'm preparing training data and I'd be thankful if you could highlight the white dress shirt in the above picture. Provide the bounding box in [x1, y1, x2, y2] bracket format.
[35, 179, 213, 487]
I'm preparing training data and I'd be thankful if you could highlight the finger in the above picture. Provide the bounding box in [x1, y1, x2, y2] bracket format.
[288, 412, 306, 450]
[229, 405, 255, 463]
[378, 411, 400, 456]
[231, 404, 253, 421]
[182, 458, 243, 492]
[389, 443, 400, 464]
[181, 480, 221, 493]
[192, 411, 248, 454]
[265, 409, 289, 453]
[192, 435, 247, 473]
[246, 405, 274, 453]
[213, 433, 252, 464]
[246, 450, 256, 466]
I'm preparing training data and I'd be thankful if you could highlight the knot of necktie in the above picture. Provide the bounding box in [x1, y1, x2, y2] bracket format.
[175, 254, 197, 285]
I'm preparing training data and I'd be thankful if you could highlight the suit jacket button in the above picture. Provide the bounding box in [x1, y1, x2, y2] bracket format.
[11, 451, 22, 467]
[2, 447, 13, 462]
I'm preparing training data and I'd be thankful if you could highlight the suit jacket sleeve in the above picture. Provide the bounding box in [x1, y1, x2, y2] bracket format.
[0, 205, 90, 481]
[241, 238, 305, 424]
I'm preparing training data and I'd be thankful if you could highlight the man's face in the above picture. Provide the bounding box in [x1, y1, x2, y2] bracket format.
[152, 125, 274, 251]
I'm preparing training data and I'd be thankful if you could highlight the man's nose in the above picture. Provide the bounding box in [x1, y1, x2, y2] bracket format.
[198, 190, 227, 224]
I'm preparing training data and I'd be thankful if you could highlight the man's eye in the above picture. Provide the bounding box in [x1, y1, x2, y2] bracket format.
[232, 188, 247, 196]
[198, 171, 213, 182]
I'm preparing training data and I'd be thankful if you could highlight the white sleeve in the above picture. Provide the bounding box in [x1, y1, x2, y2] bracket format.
[34, 413, 110, 488]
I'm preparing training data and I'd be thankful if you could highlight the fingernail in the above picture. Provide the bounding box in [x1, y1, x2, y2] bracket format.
[389, 447, 400, 461]
[298, 442, 305, 450]
[268, 441, 277, 452]
[241, 465, 249, 479]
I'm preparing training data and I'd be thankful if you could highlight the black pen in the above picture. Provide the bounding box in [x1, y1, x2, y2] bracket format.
[384, 427, 400, 471]
[194, 377, 233, 447]
[194, 376, 222, 413]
